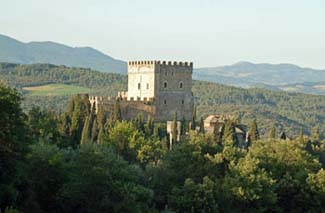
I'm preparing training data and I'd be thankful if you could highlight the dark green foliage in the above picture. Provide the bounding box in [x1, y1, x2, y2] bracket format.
[223, 120, 237, 145]
[280, 131, 287, 140]
[269, 126, 276, 139]
[299, 128, 304, 144]
[199, 117, 205, 134]
[59, 144, 152, 212]
[66, 94, 91, 146]
[191, 105, 197, 130]
[172, 112, 178, 144]
[1, 82, 325, 212]
[144, 115, 154, 136]
[21, 143, 67, 212]
[311, 126, 321, 142]
[249, 119, 260, 142]
[0, 84, 28, 211]
[113, 98, 122, 122]
[180, 116, 187, 136]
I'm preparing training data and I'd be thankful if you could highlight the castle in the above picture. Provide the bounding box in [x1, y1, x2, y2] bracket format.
[89, 60, 194, 121]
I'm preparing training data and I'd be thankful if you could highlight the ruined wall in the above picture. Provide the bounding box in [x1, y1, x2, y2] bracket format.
[89, 96, 155, 120]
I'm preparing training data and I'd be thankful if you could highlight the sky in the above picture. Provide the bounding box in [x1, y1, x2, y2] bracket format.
[1, 0, 325, 68]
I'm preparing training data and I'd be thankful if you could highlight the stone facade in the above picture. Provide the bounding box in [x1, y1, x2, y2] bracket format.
[90, 60, 194, 121]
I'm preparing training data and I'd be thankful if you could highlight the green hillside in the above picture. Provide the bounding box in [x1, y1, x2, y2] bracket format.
[1, 62, 324, 138]
[0, 34, 127, 73]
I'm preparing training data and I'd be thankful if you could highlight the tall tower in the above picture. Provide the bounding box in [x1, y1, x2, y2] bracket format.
[127, 61, 193, 121]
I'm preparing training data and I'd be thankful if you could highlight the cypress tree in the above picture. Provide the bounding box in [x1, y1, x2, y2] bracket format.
[280, 131, 287, 140]
[191, 105, 197, 130]
[311, 126, 320, 142]
[80, 112, 94, 145]
[223, 120, 236, 145]
[299, 128, 304, 144]
[91, 116, 98, 142]
[113, 98, 122, 122]
[199, 117, 205, 134]
[181, 116, 187, 135]
[172, 112, 178, 143]
[269, 126, 276, 139]
[145, 115, 154, 136]
[213, 124, 221, 145]
[249, 119, 260, 142]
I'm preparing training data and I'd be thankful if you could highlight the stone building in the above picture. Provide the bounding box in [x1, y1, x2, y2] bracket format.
[204, 114, 247, 147]
[89, 60, 194, 121]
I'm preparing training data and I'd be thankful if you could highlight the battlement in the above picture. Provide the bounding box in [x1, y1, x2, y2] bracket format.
[128, 60, 193, 67]
[89, 95, 154, 103]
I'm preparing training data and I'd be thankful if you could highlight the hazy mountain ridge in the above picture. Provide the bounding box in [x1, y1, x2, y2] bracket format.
[194, 61, 325, 90]
[0, 34, 127, 73]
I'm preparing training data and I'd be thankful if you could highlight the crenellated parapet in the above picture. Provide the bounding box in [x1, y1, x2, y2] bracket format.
[128, 60, 193, 68]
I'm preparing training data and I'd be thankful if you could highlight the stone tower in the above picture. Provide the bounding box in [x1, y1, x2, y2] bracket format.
[127, 61, 193, 121]
[90, 60, 194, 121]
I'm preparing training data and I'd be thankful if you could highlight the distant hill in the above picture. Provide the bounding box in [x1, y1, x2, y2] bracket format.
[0, 34, 127, 74]
[1, 34, 325, 95]
[193, 61, 325, 91]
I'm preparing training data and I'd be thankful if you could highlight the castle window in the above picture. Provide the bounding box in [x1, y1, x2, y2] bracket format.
[138, 83, 141, 90]
[164, 100, 167, 105]
[147, 83, 149, 90]
[179, 82, 183, 89]
[164, 81, 168, 88]
[172, 72, 174, 76]
[165, 71, 167, 76]
[182, 100, 184, 105]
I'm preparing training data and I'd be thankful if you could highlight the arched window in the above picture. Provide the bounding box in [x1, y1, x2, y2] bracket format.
[138, 83, 141, 90]
[164, 81, 168, 88]
[146, 83, 149, 90]
[179, 82, 183, 89]
[164, 100, 167, 105]
[182, 100, 184, 105]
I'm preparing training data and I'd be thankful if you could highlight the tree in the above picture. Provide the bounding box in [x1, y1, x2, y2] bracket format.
[80, 111, 94, 145]
[311, 126, 321, 142]
[108, 121, 141, 162]
[0, 84, 28, 211]
[199, 117, 205, 134]
[299, 128, 304, 144]
[246, 139, 321, 211]
[113, 98, 122, 122]
[21, 143, 67, 212]
[67, 94, 91, 146]
[180, 116, 187, 136]
[269, 126, 276, 139]
[191, 106, 197, 130]
[59, 144, 153, 212]
[169, 177, 218, 212]
[249, 119, 260, 142]
[280, 131, 287, 140]
[172, 112, 178, 143]
[144, 115, 154, 136]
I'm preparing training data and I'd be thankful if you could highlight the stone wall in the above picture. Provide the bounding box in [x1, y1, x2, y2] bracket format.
[89, 96, 155, 120]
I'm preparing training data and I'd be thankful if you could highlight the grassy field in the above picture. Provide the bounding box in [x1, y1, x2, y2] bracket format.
[23, 84, 92, 96]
